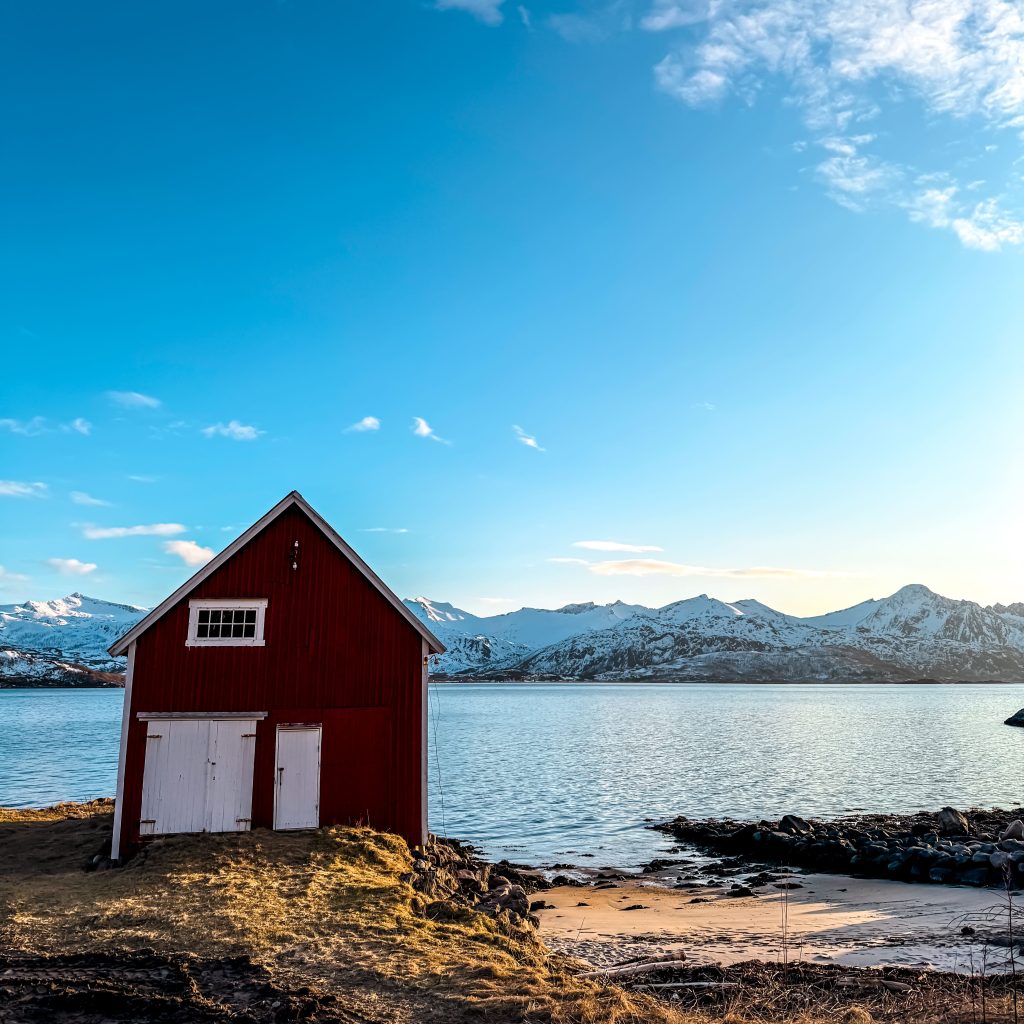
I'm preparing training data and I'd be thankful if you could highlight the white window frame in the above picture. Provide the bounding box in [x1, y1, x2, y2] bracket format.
[186, 598, 268, 647]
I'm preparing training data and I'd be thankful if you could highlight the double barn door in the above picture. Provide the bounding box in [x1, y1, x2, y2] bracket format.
[139, 717, 258, 836]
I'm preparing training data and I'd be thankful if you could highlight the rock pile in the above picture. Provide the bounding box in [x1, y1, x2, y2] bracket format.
[657, 808, 1024, 889]
[408, 834, 549, 929]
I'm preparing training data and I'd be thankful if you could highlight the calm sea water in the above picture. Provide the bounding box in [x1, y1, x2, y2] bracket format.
[3, 684, 1023, 868]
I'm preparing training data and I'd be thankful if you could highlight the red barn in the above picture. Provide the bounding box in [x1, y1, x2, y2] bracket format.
[107, 491, 445, 861]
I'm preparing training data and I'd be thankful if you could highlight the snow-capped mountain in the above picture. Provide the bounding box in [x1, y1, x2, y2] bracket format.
[0, 593, 146, 686]
[7, 586, 1024, 685]
[408, 586, 1024, 682]
[403, 596, 645, 672]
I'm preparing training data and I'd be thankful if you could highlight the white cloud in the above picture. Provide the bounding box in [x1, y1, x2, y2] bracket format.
[517, 4, 532, 28]
[573, 539, 664, 553]
[513, 424, 545, 451]
[412, 417, 451, 444]
[0, 565, 29, 586]
[107, 390, 161, 409]
[163, 539, 215, 567]
[202, 420, 263, 441]
[0, 480, 47, 498]
[652, 0, 1024, 248]
[1, 416, 93, 436]
[547, 557, 592, 565]
[586, 558, 848, 578]
[642, 0, 709, 32]
[362, 527, 410, 533]
[83, 523, 186, 539]
[71, 491, 110, 507]
[48, 557, 98, 576]
[346, 416, 381, 433]
[128, 474, 158, 483]
[692, 401, 716, 411]
[0, 417, 48, 436]
[435, 0, 504, 25]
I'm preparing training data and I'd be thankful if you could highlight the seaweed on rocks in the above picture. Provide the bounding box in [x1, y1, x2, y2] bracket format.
[652, 807, 1024, 889]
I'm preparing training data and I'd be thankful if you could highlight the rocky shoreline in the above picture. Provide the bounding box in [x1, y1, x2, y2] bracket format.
[654, 806, 1024, 889]
[409, 835, 553, 930]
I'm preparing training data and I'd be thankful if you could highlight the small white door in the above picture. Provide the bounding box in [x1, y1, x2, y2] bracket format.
[140, 718, 257, 836]
[274, 726, 321, 830]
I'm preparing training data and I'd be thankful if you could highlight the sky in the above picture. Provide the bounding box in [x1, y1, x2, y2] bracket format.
[3, 0, 1024, 617]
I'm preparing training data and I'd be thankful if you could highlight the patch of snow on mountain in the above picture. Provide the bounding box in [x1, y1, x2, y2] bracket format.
[0, 593, 146, 672]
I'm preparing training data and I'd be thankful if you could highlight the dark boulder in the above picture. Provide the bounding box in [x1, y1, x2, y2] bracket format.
[779, 814, 812, 836]
[1005, 709, 1024, 727]
[936, 807, 970, 837]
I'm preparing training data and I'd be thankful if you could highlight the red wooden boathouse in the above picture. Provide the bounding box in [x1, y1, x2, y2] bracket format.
[107, 491, 445, 861]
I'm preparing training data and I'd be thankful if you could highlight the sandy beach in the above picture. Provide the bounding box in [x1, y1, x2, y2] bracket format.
[537, 869, 1017, 972]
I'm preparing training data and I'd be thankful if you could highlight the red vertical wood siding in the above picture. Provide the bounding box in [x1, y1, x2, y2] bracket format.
[120, 506, 424, 854]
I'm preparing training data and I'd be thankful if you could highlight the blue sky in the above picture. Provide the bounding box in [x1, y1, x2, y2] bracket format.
[3, 0, 1024, 616]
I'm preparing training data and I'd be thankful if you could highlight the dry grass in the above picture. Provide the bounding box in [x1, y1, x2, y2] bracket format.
[0, 802, 683, 1023]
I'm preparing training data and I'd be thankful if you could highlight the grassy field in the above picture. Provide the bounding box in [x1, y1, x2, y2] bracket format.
[0, 801, 683, 1023]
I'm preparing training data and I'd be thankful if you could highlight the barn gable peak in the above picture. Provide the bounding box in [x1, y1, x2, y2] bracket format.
[107, 491, 445, 657]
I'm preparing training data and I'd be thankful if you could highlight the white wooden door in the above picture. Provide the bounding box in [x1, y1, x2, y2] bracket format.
[274, 726, 321, 830]
[205, 720, 257, 832]
[140, 718, 257, 836]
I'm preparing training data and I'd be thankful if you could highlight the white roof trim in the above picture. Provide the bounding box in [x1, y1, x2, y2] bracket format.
[108, 491, 445, 657]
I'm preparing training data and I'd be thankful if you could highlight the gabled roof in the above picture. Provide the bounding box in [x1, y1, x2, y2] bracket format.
[108, 491, 445, 657]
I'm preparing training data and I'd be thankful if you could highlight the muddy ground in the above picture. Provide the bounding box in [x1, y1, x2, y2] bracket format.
[0, 950, 348, 1024]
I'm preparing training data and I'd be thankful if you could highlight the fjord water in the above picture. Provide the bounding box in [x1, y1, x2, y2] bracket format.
[3, 684, 1023, 867]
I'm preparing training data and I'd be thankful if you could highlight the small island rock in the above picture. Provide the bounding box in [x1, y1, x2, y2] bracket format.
[1005, 709, 1024, 727]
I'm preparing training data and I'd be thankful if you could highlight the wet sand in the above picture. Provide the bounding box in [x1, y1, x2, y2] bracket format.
[537, 870, 1017, 972]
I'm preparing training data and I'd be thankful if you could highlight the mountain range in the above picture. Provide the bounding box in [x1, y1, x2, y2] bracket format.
[5, 586, 1024, 686]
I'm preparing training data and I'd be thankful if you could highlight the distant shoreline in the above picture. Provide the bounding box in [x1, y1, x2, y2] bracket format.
[4, 677, 1024, 690]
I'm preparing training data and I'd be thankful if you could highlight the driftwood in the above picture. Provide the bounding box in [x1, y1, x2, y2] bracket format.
[578, 953, 686, 980]
[638, 981, 740, 991]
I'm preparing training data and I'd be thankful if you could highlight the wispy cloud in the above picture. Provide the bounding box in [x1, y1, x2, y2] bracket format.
[547, 557, 592, 566]
[83, 522, 186, 539]
[435, 0, 505, 25]
[412, 417, 451, 444]
[346, 415, 381, 433]
[163, 539, 215, 567]
[48, 557, 98, 576]
[202, 420, 263, 441]
[650, 0, 1024, 248]
[587, 558, 850, 578]
[0, 565, 30, 586]
[0, 481, 47, 498]
[642, 1, 707, 31]
[128, 474, 159, 483]
[0, 417, 48, 436]
[573, 539, 664, 553]
[362, 527, 410, 534]
[71, 491, 110, 507]
[513, 424, 545, 451]
[107, 390, 161, 409]
[1, 416, 93, 436]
